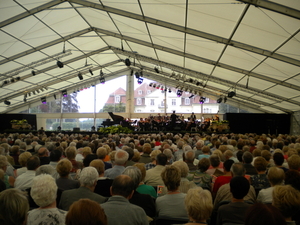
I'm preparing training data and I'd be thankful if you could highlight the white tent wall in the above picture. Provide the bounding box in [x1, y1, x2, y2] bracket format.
[291, 111, 300, 135]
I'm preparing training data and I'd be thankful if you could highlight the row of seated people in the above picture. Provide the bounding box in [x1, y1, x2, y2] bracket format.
[1, 146, 300, 225]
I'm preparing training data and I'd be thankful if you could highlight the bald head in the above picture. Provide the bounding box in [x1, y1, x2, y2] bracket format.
[111, 175, 135, 199]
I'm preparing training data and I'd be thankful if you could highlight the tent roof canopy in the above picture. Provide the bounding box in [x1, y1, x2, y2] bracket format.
[0, 0, 300, 114]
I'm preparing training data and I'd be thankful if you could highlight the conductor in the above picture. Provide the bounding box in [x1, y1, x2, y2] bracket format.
[170, 111, 177, 130]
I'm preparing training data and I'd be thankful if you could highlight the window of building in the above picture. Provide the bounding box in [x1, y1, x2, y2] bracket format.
[136, 109, 141, 112]
[137, 98, 142, 105]
[150, 99, 155, 105]
[115, 95, 120, 103]
[147, 90, 151, 94]
[204, 98, 209, 103]
[172, 99, 176, 106]
[185, 98, 190, 105]
[161, 100, 165, 106]
[138, 90, 143, 95]
[150, 110, 155, 113]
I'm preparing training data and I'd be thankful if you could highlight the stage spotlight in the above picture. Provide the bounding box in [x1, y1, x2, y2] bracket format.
[189, 78, 194, 83]
[149, 83, 153, 87]
[36, 89, 40, 94]
[153, 84, 156, 88]
[28, 92, 31, 97]
[228, 91, 236, 98]
[168, 88, 172, 93]
[10, 78, 15, 83]
[32, 91, 36, 95]
[4, 100, 11, 105]
[78, 72, 83, 80]
[224, 96, 227, 103]
[160, 86, 164, 91]
[176, 90, 183, 97]
[31, 70, 36, 76]
[54, 94, 56, 100]
[23, 98, 27, 103]
[170, 72, 176, 78]
[156, 85, 160, 89]
[164, 87, 167, 92]
[100, 76, 105, 84]
[154, 67, 159, 73]
[125, 58, 131, 66]
[41, 97, 46, 104]
[57, 61, 64, 68]
[130, 69, 134, 76]
[196, 81, 201, 86]
[16, 77, 20, 81]
[217, 97, 223, 103]
[135, 72, 140, 79]
[89, 69, 93, 75]
[199, 97, 206, 104]
[137, 77, 143, 84]
[189, 94, 194, 99]
[62, 90, 67, 97]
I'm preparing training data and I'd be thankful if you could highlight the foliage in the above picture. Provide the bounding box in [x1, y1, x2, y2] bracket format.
[62, 93, 80, 113]
[221, 120, 229, 123]
[99, 103, 125, 113]
[10, 119, 27, 124]
[98, 125, 132, 134]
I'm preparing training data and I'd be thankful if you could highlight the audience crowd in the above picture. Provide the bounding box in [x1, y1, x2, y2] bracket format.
[0, 131, 300, 225]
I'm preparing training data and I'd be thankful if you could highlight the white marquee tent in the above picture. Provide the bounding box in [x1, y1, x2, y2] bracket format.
[0, 0, 300, 118]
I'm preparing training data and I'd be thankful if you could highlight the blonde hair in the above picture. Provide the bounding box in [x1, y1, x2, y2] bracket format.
[273, 185, 300, 218]
[89, 159, 105, 175]
[287, 154, 300, 170]
[56, 158, 72, 177]
[172, 161, 189, 177]
[82, 147, 92, 158]
[18, 152, 32, 167]
[133, 163, 146, 181]
[185, 187, 212, 221]
[267, 167, 285, 186]
[65, 146, 76, 160]
[253, 157, 267, 172]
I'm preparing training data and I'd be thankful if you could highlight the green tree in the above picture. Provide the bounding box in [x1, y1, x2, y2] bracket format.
[99, 103, 125, 113]
[62, 93, 79, 113]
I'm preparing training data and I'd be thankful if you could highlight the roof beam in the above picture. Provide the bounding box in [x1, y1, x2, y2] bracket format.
[94, 29, 300, 92]
[0, 0, 63, 28]
[237, 0, 300, 20]
[140, 66, 291, 113]
[143, 70, 273, 113]
[0, 28, 92, 66]
[111, 47, 300, 107]
[2, 67, 129, 114]
[70, 0, 300, 67]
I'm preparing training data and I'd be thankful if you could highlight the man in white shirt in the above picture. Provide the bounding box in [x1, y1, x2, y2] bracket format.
[15, 156, 40, 190]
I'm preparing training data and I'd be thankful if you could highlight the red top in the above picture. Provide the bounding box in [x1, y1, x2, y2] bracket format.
[213, 175, 232, 194]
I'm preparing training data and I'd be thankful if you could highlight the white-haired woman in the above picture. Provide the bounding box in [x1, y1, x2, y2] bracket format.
[27, 174, 67, 224]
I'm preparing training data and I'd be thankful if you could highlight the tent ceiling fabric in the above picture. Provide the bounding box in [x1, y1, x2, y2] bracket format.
[0, 0, 300, 114]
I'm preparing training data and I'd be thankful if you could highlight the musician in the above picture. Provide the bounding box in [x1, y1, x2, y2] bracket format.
[170, 111, 178, 130]
[186, 117, 196, 131]
[138, 118, 145, 131]
[190, 112, 196, 120]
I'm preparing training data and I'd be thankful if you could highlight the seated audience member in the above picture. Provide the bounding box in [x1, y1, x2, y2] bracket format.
[192, 158, 212, 191]
[56, 159, 80, 191]
[90, 159, 113, 197]
[285, 169, 300, 191]
[245, 203, 286, 225]
[66, 199, 107, 225]
[257, 166, 285, 204]
[156, 165, 188, 221]
[96, 147, 112, 170]
[101, 175, 148, 225]
[124, 147, 135, 167]
[122, 166, 156, 218]
[36, 164, 56, 176]
[273, 152, 289, 172]
[139, 143, 152, 164]
[37, 147, 50, 165]
[184, 150, 198, 172]
[217, 176, 251, 225]
[59, 167, 107, 211]
[223, 150, 238, 163]
[0, 188, 29, 225]
[272, 185, 300, 225]
[250, 156, 270, 191]
[15, 156, 40, 190]
[212, 160, 234, 196]
[172, 161, 197, 193]
[206, 154, 224, 177]
[144, 153, 168, 187]
[0, 155, 15, 188]
[10, 145, 20, 165]
[145, 150, 161, 170]
[49, 149, 62, 169]
[213, 163, 256, 211]
[133, 163, 157, 198]
[83, 154, 98, 167]
[242, 151, 258, 175]
[261, 150, 273, 168]
[75, 148, 84, 162]
[104, 150, 129, 179]
[185, 187, 213, 225]
[162, 149, 174, 165]
[131, 151, 141, 163]
[65, 147, 83, 173]
[28, 174, 67, 224]
[198, 146, 211, 160]
[287, 154, 300, 171]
